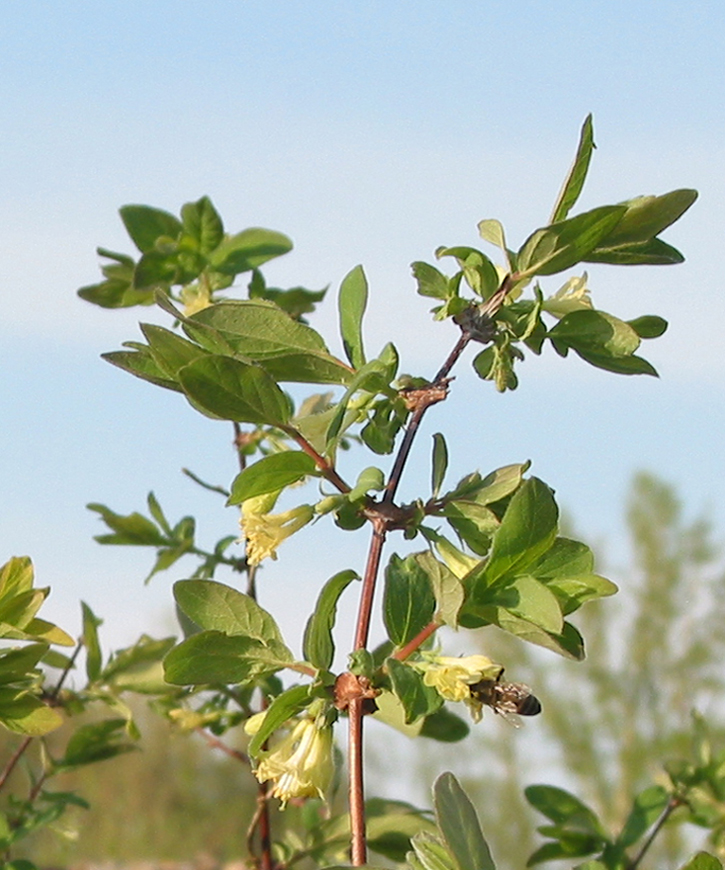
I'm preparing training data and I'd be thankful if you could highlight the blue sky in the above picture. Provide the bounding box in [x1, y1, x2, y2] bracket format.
[2, 1, 725, 677]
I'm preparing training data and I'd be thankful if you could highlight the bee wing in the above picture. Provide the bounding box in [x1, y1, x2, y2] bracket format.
[494, 707, 524, 728]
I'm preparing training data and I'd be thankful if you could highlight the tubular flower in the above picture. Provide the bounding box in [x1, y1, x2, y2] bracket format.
[416, 654, 503, 721]
[253, 717, 334, 807]
[240, 496, 314, 565]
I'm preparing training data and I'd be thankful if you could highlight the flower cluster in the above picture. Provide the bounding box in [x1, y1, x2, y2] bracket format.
[247, 714, 334, 807]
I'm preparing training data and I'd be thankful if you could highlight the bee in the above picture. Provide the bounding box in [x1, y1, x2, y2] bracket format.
[469, 671, 541, 727]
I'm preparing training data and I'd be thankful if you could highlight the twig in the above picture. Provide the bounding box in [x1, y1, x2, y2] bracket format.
[284, 428, 352, 494]
[182, 467, 231, 497]
[627, 796, 683, 870]
[0, 737, 32, 794]
[195, 728, 249, 764]
[392, 621, 441, 662]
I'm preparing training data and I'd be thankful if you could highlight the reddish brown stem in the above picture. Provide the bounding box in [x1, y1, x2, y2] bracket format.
[348, 697, 367, 866]
[392, 621, 441, 662]
[285, 428, 352, 494]
[0, 737, 32, 793]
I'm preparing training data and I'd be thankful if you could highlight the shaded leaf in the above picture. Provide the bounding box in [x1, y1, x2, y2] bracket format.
[551, 114, 596, 222]
[303, 570, 359, 670]
[209, 228, 292, 274]
[434, 772, 496, 870]
[384, 554, 436, 647]
[180, 196, 224, 255]
[119, 204, 182, 253]
[387, 659, 442, 724]
[517, 206, 627, 278]
[178, 355, 290, 425]
[173, 579, 285, 643]
[227, 452, 317, 505]
[247, 683, 312, 757]
[163, 630, 293, 685]
[339, 264, 368, 368]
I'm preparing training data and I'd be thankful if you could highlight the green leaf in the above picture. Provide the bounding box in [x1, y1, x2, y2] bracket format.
[0, 557, 35, 601]
[86, 503, 169, 546]
[348, 466, 386, 502]
[227, 452, 317, 505]
[525, 785, 603, 831]
[187, 300, 352, 384]
[0, 688, 63, 735]
[412, 261, 452, 300]
[679, 854, 724, 870]
[628, 315, 668, 338]
[419, 707, 470, 743]
[490, 575, 564, 634]
[616, 786, 670, 849]
[247, 683, 313, 757]
[303, 570, 359, 670]
[469, 478, 559, 588]
[431, 433, 448, 498]
[573, 349, 658, 377]
[325, 346, 399, 445]
[0, 643, 48, 686]
[0, 588, 47, 633]
[178, 355, 290, 425]
[101, 347, 181, 392]
[384, 554, 436, 647]
[550, 114, 595, 223]
[119, 204, 182, 253]
[585, 236, 686, 265]
[58, 719, 136, 768]
[102, 635, 177, 694]
[413, 551, 464, 628]
[82, 602, 103, 682]
[387, 659, 442, 724]
[180, 196, 224, 255]
[410, 832, 458, 870]
[434, 772, 496, 870]
[140, 323, 208, 380]
[173, 580, 285, 643]
[477, 219, 512, 269]
[163, 630, 293, 685]
[436, 246, 500, 299]
[526, 834, 604, 866]
[339, 264, 368, 368]
[592, 189, 698, 247]
[208, 227, 292, 275]
[517, 205, 627, 278]
[548, 310, 641, 358]
[442, 501, 499, 556]
[77, 277, 154, 309]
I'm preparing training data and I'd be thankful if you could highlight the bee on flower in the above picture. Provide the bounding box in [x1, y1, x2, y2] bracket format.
[413, 653, 504, 722]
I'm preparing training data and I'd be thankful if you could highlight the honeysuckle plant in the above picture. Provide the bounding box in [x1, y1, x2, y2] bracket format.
[3, 116, 721, 870]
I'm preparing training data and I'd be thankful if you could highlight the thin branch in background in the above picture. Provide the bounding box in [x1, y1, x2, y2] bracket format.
[182, 467, 231, 498]
[195, 728, 249, 765]
[0, 640, 85, 795]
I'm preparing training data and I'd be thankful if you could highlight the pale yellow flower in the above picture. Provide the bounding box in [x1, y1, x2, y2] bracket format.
[542, 273, 592, 318]
[180, 283, 212, 316]
[415, 654, 503, 722]
[240, 495, 313, 565]
[253, 717, 334, 806]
